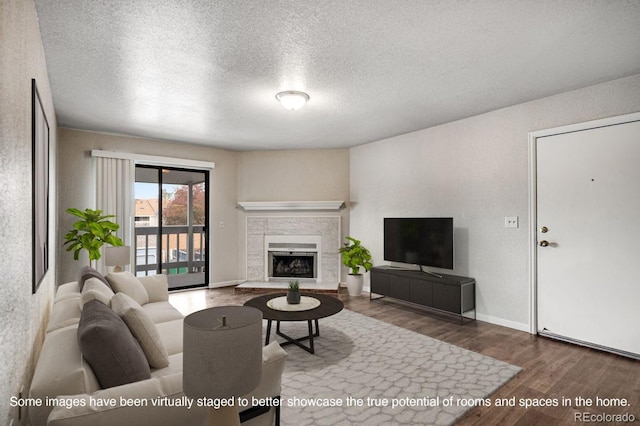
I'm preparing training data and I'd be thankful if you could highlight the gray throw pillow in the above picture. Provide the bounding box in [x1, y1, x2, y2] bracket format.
[78, 266, 112, 292]
[77, 299, 151, 388]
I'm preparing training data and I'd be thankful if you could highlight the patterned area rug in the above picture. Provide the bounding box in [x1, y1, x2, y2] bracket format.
[270, 309, 521, 425]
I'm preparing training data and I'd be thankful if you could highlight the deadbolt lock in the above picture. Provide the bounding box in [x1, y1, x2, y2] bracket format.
[539, 240, 549, 247]
[540, 226, 548, 233]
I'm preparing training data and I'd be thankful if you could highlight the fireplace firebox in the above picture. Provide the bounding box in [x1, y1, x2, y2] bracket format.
[265, 235, 322, 282]
[269, 252, 316, 279]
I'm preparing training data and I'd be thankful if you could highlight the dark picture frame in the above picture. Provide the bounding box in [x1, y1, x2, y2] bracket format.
[32, 79, 50, 293]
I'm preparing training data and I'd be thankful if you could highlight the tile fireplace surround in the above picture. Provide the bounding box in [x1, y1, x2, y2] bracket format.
[246, 216, 341, 284]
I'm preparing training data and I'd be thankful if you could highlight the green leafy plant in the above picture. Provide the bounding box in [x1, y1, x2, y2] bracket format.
[288, 280, 300, 292]
[63, 208, 123, 263]
[339, 236, 373, 275]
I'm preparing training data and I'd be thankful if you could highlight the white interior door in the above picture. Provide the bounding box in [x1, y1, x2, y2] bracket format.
[536, 118, 640, 358]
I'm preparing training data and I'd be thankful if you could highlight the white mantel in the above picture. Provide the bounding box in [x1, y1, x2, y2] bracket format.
[238, 201, 345, 211]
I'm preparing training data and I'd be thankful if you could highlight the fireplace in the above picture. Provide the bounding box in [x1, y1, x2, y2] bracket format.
[245, 217, 340, 284]
[265, 235, 321, 282]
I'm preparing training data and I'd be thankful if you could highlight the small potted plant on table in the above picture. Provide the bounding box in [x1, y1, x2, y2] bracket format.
[287, 280, 301, 304]
[339, 236, 373, 296]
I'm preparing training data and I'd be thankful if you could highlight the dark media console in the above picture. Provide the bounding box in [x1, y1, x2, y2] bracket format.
[370, 266, 475, 323]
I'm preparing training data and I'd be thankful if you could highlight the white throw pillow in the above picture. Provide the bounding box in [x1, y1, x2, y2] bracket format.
[81, 277, 115, 307]
[106, 271, 149, 305]
[137, 274, 169, 303]
[111, 292, 169, 369]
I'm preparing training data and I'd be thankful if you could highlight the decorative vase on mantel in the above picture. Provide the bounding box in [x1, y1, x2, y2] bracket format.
[287, 280, 301, 304]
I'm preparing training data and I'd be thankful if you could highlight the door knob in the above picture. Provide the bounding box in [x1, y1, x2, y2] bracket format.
[540, 226, 548, 233]
[539, 240, 549, 247]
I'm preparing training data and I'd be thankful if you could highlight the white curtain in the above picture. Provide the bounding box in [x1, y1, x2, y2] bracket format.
[95, 157, 133, 274]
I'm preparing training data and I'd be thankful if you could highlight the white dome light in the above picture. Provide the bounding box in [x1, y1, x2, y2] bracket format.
[276, 90, 309, 110]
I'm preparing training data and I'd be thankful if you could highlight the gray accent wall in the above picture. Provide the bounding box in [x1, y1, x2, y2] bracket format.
[349, 74, 640, 330]
[0, 0, 58, 423]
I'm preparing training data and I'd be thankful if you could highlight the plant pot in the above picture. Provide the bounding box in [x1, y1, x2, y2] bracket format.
[346, 274, 364, 296]
[287, 290, 301, 304]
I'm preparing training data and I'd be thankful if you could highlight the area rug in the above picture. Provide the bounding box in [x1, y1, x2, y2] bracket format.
[268, 309, 521, 425]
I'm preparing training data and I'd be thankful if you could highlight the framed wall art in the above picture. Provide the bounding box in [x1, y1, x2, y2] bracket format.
[32, 79, 50, 293]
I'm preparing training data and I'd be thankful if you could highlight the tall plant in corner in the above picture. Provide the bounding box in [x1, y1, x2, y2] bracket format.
[339, 236, 373, 296]
[63, 208, 123, 266]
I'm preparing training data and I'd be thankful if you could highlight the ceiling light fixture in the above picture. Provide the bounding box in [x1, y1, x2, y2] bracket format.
[276, 90, 309, 110]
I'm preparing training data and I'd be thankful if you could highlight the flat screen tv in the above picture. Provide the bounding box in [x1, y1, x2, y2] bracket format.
[384, 218, 454, 269]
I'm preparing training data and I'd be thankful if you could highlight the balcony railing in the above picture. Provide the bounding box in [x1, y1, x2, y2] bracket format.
[135, 225, 206, 281]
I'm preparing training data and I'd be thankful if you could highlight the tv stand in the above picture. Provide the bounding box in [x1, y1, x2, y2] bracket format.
[370, 266, 475, 323]
[418, 265, 443, 279]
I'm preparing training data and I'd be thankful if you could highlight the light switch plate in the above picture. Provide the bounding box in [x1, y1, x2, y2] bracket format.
[505, 216, 519, 228]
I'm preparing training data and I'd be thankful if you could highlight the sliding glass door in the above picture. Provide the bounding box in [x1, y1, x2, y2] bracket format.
[134, 165, 209, 290]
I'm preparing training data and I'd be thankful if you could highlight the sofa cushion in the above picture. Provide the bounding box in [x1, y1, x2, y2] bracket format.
[154, 319, 184, 356]
[29, 324, 101, 426]
[106, 271, 149, 305]
[111, 293, 170, 369]
[78, 265, 111, 291]
[46, 372, 208, 426]
[54, 281, 81, 302]
[151, 352, 183, 377]
[47, 297, 81, 333]
[142, 302, 185, 324]
[77, 299, 151, 388]
[81, 277, 115, 307]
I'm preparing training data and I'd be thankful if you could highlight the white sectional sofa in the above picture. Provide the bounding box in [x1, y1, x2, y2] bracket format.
[29, 270, 287, 426]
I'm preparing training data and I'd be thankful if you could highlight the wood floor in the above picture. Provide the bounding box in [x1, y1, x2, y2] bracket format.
[170, 287, 640, 425]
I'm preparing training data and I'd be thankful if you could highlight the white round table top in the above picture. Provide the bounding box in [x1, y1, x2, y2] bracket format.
[267, 296, 321, 312]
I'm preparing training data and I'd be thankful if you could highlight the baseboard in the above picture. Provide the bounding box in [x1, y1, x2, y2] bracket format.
[475, 313, 529, 332]
[208, 280, 243, 289]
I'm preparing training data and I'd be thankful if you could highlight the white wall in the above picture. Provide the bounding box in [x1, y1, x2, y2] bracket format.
[350, 74, 640, 331]
[0, 0, 58, 423]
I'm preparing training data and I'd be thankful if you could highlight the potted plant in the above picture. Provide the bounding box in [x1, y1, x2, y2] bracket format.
[63, 208, 124, 266]
[287, 280, 301, 304]
[339, 236, 373, 296]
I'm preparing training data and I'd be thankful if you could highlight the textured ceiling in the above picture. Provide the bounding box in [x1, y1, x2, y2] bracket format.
[35, 0, 640, 151]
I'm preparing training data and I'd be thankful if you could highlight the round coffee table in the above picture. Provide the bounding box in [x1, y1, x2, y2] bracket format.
[243, 293, 343, 354]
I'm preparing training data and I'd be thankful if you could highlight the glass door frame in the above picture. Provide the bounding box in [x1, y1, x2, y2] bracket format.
[134, 164, 210, 290]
